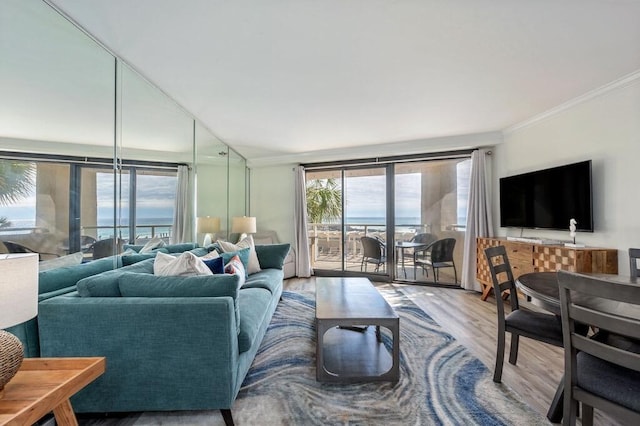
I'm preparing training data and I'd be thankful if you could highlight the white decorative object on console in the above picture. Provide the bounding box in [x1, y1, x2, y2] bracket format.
[564, 218, 585, 248]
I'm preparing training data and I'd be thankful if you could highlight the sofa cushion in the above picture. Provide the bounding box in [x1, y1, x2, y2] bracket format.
[190, 247, 210, 257]
[139, 236, 166, 253]
[118, 272, 239, 298]
[39, 255, 122, 294]
[77, 258, 155, 297]
[218, 236, 261, 275]
[254, 244, 291, 270]
[39, 251, 84, 271]
[242, 268, 284, 294]
[117, 272, 241, 334]
[123, 242, 198, 253]
[237, 287, 272, 353]
[218, 247, 250, 275]
[154, 252, 213, 277]
[121, 249, 169, 266]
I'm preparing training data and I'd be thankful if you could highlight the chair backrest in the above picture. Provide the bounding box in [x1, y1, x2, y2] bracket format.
[411, 233, 438, 246]
[81, 235, 97, 246]
[428, 238, 456, 263]
[557, 270, 640, 417]
[484, 245, 519, 314]
[629, 248, 640, 279]
[91, 238, 124, 259]
[360, 236, 384, 260]
[2, 240, 37, 254]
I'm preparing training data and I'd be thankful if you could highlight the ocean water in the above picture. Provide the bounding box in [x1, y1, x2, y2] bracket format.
[0, 216, 173, 241]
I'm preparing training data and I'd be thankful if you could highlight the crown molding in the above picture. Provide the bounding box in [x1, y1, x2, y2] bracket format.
[246, 131, 503, 168]
[504, 69, 640, 135]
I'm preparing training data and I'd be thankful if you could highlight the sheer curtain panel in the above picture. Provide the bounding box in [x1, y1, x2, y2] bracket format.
[461, 149, 494, 291]
[171, 165, 193, 243]
[294, 165, 312, 277]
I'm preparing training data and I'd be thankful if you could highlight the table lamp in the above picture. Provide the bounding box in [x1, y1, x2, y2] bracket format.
[0, 253, 38, 398]
[196, 216, 221, 246]
[231, 216, 256, 241]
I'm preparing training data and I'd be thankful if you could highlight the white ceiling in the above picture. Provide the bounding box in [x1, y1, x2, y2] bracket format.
[47, 0, 640, 163]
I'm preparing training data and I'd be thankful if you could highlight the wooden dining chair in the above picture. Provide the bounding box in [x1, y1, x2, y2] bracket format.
[629, 248, 640, 279]
[557, 270, 640, 426]
[484, 245, 564, 383]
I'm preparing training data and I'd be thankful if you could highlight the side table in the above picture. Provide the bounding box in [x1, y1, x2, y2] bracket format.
[0, 357, 105, 426]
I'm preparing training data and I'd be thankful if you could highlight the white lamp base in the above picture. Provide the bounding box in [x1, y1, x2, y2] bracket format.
[202, 233, 213, 247]
[564, 242, 586, 248]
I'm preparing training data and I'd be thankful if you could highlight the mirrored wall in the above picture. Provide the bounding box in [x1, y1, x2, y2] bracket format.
[0, 0, 247, 263]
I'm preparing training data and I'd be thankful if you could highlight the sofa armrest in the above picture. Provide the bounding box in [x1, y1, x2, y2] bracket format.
[283, 247, 296, 279]
[38, 295, 240, 412]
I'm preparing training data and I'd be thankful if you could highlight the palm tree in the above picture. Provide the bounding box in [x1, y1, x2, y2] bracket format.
[0, 160, 35, 205]
[306, 178, 341, 224]
[0, 160, 36, 229]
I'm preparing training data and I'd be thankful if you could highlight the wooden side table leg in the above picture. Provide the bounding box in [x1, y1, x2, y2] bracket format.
[481, 284, 493, 301]
[53, 399, 78, 426]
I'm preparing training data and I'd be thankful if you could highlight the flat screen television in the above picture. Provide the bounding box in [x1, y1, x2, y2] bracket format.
[499, 160, 593, 232]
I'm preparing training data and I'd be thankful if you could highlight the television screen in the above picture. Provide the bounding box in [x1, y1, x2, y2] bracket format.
[499, 160, 593, 232]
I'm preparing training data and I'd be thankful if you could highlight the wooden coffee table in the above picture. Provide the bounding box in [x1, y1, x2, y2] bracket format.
[0, 357, 105, 426]
[315, 277, 399, 383]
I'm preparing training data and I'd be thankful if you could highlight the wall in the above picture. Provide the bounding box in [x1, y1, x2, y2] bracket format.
[495, 78, 640, 272]
[250, 165, 296, 244]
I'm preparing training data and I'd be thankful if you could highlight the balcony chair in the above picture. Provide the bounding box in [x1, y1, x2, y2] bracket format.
[360, 236, 386, 273]
[410, 232, 438, 275]
[557, 270, 640, 426]
[484, 245, 564, 383]
[2, 240, 59, 261]
[415, 237, 457, 284]
[90, 237, 124, 260]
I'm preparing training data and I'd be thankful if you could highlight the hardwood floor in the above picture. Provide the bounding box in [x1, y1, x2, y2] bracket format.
[285, 277, 623, 425]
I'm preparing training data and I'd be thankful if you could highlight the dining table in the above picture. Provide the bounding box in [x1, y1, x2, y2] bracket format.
[395, 241, 429, 279]
[515, 271, 640, 422]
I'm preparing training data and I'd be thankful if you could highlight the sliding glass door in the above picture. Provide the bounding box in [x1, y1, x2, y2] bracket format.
[306, 154, 471, 285]
[306, 166, 390, 278]
[393, 158, 471, 285]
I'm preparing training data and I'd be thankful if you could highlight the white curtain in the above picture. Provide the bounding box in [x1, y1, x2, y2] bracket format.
[294, 165, 312, 277]
[171, 165, 193, 244]
[461, 149, 494, 291]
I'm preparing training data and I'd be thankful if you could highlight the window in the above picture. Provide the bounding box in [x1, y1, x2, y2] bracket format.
[0, 154, 179, 260]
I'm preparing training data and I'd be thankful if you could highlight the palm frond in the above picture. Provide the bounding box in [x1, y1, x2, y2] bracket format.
[0, 160, 36, 206]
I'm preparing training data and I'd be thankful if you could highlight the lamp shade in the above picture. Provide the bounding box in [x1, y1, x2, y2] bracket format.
[196, 216, 221, 234]
[0, 253, 39, 329]
[231, 216, 256, 234]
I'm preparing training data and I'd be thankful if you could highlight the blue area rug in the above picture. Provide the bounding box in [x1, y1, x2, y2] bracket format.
[231, 287, 548, 425]
[82, 287, 547, 425]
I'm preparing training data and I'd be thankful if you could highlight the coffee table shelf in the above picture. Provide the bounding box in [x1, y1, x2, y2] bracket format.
[315, 277, 399, 383]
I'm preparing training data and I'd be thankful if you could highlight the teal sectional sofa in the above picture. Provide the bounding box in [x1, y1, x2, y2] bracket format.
[36, 243, 290, 425]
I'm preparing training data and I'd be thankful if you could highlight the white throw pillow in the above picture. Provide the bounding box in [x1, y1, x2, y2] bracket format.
[217, 235, 261, 275]
[154, 251, 213, 276]
[39, 251, 84, 271]
[139, 236, 166, 253]
[201, 250, 220, 260]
